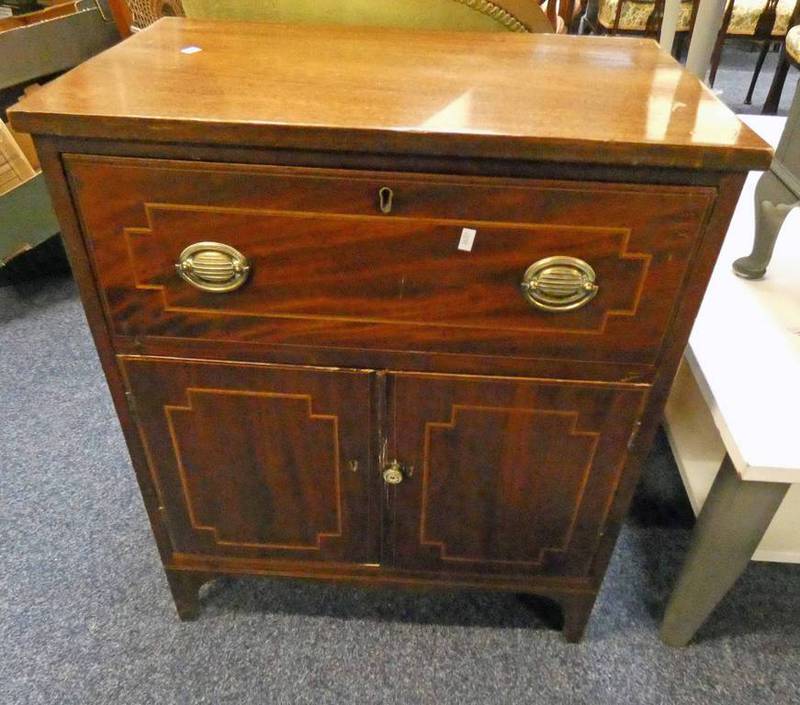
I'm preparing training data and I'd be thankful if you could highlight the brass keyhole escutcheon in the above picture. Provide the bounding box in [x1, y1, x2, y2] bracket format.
[382, 459, 404, 485]
[378, 186, 394, 214]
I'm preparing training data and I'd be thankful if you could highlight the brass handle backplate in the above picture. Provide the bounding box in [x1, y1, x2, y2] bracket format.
[520, 256, 598, 312]
[176, 241, 250, 293]
[382, 459, 404, 485]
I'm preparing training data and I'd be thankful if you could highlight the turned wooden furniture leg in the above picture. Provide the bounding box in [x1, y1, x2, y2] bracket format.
[660, 456, 788, 647]
[732, 170, 797, 279]
[707, 29, 727, 87]
[165, 570, 214, 621]
[744, 41, 771, 105]
[763, 48, 791, 114]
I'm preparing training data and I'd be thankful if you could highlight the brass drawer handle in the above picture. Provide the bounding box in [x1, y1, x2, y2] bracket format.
[175, 242, 250, 293]
[520, 256, 598, 312]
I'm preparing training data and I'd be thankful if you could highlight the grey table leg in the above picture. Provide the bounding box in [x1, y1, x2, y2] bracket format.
[733, 170, 798, 279]
[659, 0, 680, 52]
[684, 0, 728, 80]
[660, 455, 788, 647]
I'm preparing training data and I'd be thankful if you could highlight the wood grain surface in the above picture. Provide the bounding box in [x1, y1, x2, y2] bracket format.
[120, 356, 379, 564]
[386, 372, 646, 577]
[9, 18, 771, 170]
[66, 155, 715, 366]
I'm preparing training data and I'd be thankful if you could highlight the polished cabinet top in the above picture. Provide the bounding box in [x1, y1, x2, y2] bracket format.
[10, 18, 771, 170]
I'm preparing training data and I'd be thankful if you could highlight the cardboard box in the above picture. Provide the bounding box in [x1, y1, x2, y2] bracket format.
[0, 119, 36, 196]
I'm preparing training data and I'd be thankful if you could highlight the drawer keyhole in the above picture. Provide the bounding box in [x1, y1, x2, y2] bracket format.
[378, 186, 394, 214]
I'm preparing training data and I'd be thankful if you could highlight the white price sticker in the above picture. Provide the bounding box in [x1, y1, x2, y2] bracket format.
[457, 228, 477, 252]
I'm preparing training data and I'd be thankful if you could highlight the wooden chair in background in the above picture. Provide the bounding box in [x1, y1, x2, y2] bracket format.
[587, 0, 700, 55]
[760, 10, 800, 111]
[708, 0, 800, 105]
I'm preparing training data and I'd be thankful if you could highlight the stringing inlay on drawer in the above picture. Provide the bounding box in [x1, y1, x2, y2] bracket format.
[66, 155, 715, 365]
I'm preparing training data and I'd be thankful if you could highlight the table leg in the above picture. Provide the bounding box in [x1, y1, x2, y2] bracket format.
[763, 47, 791, 115]
[660, 455, 788, 647]
[733, 170, 797, 279]
[659, 0, 681, 52]
[685, 0, 728, 80]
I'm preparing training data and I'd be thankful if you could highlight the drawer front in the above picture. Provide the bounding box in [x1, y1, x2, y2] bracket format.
[68, 155, 715, 365]
[120, 356, 378, 564]
[386, 372, 648, 577]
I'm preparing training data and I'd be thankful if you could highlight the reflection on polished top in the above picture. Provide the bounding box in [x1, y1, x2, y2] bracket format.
[9, 18, 771, 170]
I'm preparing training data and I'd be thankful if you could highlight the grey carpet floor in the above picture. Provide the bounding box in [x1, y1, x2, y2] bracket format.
[708, 43, 798, 115]
[2, 273, 799, 705]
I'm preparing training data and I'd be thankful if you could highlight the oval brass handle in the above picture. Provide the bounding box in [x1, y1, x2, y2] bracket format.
[520, 256, 598, 312]
[382, 459, 404, 485]
[175, 242, 250, 293]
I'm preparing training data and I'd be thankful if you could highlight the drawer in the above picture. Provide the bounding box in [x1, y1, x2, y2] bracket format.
[67, 155, 715, 365]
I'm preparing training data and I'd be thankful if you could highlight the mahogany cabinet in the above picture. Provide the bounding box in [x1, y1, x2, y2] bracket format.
[9, 19, 771, 641]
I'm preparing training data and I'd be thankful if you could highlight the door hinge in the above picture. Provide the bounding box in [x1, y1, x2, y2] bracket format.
[124, 389, 138, 420]
[627, 420, 642, 450]
[158, 505, 179, 548]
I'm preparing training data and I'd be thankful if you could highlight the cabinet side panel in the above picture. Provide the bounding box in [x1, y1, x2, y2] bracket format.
[588, 172, 748, 582]
[33, 137, 176, 565]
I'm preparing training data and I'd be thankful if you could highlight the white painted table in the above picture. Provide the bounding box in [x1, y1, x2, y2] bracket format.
[661, 115, 800, 645]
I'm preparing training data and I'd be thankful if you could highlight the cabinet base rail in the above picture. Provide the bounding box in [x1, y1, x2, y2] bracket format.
[164, 564, 598, 643]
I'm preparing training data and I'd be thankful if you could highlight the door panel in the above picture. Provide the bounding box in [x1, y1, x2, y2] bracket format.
[387, 373, 647, 577]
[120, 356, 377, 564]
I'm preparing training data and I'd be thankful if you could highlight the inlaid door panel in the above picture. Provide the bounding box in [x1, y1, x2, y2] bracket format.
[387, 373, 648, 576]
[120, 356, 377, 564]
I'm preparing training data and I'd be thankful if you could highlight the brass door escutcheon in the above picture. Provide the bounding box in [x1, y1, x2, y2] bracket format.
[382, 459, 404, 485]
[520, 256, 598, 311]
[176, 241, 250, 293]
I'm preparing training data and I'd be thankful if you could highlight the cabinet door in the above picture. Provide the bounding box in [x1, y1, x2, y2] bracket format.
[387, 373, 647, 577]
[120, 357, 377, 565]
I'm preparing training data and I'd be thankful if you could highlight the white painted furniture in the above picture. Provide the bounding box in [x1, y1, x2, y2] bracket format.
[660, 0, 728, 79]
[661, 115, 800, 645]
